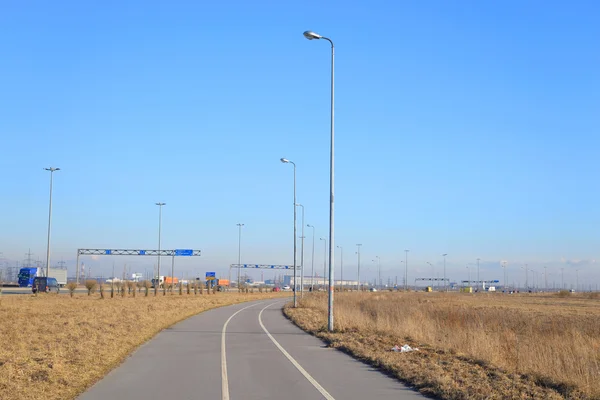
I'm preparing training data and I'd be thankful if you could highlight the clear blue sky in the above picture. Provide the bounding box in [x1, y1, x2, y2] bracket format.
[1, 0, 599, 289]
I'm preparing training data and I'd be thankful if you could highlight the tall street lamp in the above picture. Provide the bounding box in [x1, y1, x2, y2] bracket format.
[404, 250, 409, 291]
[502, 261, 508, 292]
[477, 258, 481, 290]
[236, 223, 244, 289]
[296, 203, 305, 297]
[44, 167, 60, 279]
[442, 254, 448, 292]
[375, 256, 381, 289]
[337, 245, 343, 289]
[320, 238, 327, 287]
[281, 158, 298, 307]
[356, 244, 362, 291]
[307, 224, 315, 292]
[427, 262, 434, 290]
[304, 30, 335, 332]
[155, 202, 166, 296]
[466, 266, 471, 287]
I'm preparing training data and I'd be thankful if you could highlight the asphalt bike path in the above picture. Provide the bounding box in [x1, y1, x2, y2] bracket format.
[79, 298, 425, 400]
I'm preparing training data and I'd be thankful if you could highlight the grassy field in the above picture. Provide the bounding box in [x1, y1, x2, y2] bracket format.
[0, 290, 287, 400]
[284, 291, 600, 400]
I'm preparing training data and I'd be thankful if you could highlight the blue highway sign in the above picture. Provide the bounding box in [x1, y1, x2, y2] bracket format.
[175, 249, 193, 256]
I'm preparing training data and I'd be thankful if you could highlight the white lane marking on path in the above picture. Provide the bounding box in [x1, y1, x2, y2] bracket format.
[259, 302, 336, 400]
[221, 302, 263, 400]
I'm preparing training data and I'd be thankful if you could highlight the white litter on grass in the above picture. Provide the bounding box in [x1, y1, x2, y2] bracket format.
[391, 344, 419, 353]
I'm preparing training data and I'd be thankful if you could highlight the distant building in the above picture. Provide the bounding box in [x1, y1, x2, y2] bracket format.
[283, 275, 360, 288]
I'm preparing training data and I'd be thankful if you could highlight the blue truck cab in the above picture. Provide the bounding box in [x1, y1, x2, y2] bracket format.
[18, 268, 38, 287]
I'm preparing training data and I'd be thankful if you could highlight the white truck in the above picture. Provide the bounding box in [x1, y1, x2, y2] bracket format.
[45, 268, 68, 287]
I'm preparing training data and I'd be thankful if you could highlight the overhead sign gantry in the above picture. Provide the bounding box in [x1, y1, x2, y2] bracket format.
[76, 248, 201, 283]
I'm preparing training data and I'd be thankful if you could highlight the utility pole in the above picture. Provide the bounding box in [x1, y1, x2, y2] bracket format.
[476, 258, 480, 290]
[337, 245, 343, 289]
[356, 244, 362, 291]
[296, 203, 305, 298]
[155, 202, 166, 296]
[404, 250, 409, 291]
[307, 225, 315, 292]
[44, 167, 60, 279]
[442, 254, 448, 292]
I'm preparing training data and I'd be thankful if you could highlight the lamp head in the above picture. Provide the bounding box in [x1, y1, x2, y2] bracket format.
[280, 158, 289, 163]
[303, 31, 322, 40]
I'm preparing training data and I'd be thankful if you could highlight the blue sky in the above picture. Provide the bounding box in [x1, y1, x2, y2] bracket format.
[1, 0, 599, 288]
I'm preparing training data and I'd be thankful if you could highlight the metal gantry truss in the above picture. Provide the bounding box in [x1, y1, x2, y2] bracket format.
[229, 263, 299, 270]
[75, 249, 202, 284]
[77, 249, 201, 256]
[415, 277, 449, 282]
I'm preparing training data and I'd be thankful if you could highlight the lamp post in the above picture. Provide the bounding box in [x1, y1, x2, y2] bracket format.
[466, 266, 471, 287]
[307, 224, 315, 292]
[502, 261, 507, 292]
[296, 203, 305, 298]
[337, 245, 343, 289]
[442, 254, 448, 292]
[476, 258, 480, 290]
[427, 262, 434, 290]
[280, 158, 297, 307]
[304, 30, 335, 332]
[155, 202, 166, 296]
[236, 223, 244, 290]
[320, 238, 327, 288]
[356, 244, 362, 291]
[404, 250, 409, 291]
[375, 256, 381, 289]
[44, 167, 60, 279]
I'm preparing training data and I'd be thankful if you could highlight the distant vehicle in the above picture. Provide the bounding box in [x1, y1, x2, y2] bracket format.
[424, 286, 433, 292]
[32, 277, 60, 294]
[569, 289, 575, 293]
[19, 267, 67, 287]
[282, 285, 291, 291]
[151, 276, 179, 288]
[216, 279, 230, 287]
[487, 286, 496, 292]
[370, 287, 377, 292]
[18, 268, 38, 287]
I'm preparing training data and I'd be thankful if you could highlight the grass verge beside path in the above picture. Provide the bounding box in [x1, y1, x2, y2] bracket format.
[284, 292, 600, 400]
[0, 291, 288, 400]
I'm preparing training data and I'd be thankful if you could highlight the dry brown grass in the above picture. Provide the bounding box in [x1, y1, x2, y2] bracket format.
[285, 292, 600, 399]
[0, 291, 287, 400]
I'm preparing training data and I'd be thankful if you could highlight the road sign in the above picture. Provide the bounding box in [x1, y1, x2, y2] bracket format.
[175, 249, 193, 256]
[206, 272, 216, 281]
[139, 250, 146, 255]
[105, 250, 111, 255]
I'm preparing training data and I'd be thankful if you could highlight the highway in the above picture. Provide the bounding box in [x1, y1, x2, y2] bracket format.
[0, 287, 89, 295]
[79, 298, 424, 399]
